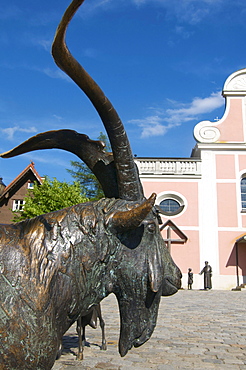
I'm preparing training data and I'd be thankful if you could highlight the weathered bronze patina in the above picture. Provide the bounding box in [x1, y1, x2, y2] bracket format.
[76, 303, 107, 360]
[0, 1, 182, 369]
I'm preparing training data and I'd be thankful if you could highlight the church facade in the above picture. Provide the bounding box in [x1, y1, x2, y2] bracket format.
[135, 69, 246, 290]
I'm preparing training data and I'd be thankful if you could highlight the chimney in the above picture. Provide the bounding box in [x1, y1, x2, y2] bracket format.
[0, 177, 6, 196]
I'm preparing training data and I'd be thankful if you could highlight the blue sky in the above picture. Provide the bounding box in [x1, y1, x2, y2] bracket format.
[1, 0, 246, 185]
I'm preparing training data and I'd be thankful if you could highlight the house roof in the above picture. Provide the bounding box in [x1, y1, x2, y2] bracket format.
[0, 162, 43, 200]
[160, 219, 188, 243]
[236, 235, 246, 244]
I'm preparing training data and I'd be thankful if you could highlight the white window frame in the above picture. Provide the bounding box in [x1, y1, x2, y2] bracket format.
[241, 176, 246, 212]
[12, 199, 25, 211]
[156, 191, 187, 218]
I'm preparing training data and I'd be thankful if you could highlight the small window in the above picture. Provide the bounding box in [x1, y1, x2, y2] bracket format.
[28, 182, 34, 189]
[156, 192, 186, 217]
[241, 178, 246, 211]
[159, 199, 183, 216]
[13, 200, 25, 211]
[160, 199, 180, 213]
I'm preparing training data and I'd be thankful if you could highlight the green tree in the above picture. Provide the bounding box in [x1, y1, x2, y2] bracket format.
[12, 177, 88, 222]
[67, 162, 104, 200]
[67, 132, 111, 201]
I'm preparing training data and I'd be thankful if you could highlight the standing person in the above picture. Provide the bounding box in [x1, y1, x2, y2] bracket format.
[187, 268, 193, 290]
[199, 261, 212, 290]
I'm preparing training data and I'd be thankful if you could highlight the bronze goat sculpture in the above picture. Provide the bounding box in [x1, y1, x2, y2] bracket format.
[57, 303, 106, 360]
[0, 0, 182, 369]
[76, 303, 106, 360]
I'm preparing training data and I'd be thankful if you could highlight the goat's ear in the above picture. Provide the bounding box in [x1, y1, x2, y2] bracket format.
[147, 244, 164, 292]
[106, 194, 156, 232]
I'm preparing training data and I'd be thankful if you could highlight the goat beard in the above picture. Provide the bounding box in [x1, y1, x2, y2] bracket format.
[115, 287, 161, 357]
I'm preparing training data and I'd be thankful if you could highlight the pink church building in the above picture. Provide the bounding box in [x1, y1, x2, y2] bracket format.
[135, 68, 246, 290]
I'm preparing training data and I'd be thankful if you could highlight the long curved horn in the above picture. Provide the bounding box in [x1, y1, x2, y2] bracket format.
[0, 129, 119, 198]
[51, 0, 143, 201]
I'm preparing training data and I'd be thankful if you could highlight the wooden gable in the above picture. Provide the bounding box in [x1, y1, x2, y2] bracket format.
[160, 219, 188, 253]
[0, 162, 42, 224]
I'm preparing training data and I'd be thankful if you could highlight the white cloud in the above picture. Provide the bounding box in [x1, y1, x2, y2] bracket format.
[166, 91, 224, 123]
[76, 0, 233, 27]
[24, 66, 71, 82]
[132, 0, 147, 5]
[0, 63, 71, 83]
[140, 0, 228, 26]
[153, 0, 223, 24]
[42, 68, 71, 82]
[1, 126, 37, 141]
[129, 91, 224, 138]
[175, 26, 192, 39]
[22, 152, 70, 168]
[20, 34, 52, 52]
[52, 114, 63, 121]
[129, 115, 176, 138]
[79, 0, 113, 15]
[36, 39, 52, 52]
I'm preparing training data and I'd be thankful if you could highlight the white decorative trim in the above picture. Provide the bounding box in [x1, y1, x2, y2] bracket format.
[226, 75, 246, 91]
[194, 69, 246, 144]
[193, 120, 221, 143]
[223, 68, 246, 96]
[198, 150, 219, 274]
[237, 166, 242, 228]
[135, 158, 201, 177]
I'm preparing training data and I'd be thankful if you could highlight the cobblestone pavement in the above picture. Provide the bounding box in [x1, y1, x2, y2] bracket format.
[52, 290, 246, 369]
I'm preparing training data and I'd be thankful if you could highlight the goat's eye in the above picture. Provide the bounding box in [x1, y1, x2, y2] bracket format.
[147, 223, 156, 233]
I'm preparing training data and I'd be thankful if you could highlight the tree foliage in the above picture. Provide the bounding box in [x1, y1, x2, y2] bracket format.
[12, 177, 88, 222]
[67, 132, 111, 201]
[67, 162, 104, 200]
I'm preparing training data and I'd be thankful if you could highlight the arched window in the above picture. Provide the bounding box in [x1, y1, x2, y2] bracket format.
[241, 177, 246, 211]
[159, 199, 181, 214]
[156, 192, 186, 217]
[158, 196, 185, 216]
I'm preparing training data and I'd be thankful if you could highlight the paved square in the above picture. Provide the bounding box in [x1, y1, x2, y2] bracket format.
[53, 290, 246, 369]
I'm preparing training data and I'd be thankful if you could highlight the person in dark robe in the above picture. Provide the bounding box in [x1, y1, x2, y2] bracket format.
[187, 268, 193, 290]
[199, 261, 212, 290]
